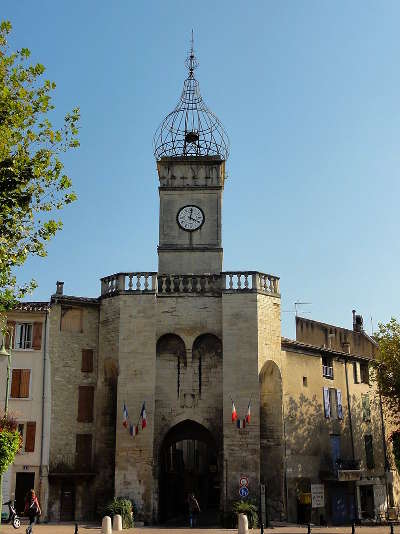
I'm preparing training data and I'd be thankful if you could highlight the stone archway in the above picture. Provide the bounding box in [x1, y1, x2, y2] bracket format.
[260, 360, 285, 520]
[158, 420, 220, 525]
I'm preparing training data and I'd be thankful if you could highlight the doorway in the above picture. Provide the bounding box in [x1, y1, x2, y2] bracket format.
[15, 472, 35, 515]
[159, 420, 220, 525]
[60, 483, 75, 521]
[360, 485, 374, 519]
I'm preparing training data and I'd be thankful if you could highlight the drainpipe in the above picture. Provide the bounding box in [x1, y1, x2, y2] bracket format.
[39, 308, 49, 518]
[378, 391, 391, 511]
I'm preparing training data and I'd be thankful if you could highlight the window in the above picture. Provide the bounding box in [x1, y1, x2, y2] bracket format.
[364, 434, 375, 469]
[360, 363, 369, 384]
[25, 422, 36, 452]
[322, 356, 334, 379]
[323, 387, 343, 420]
[14, 323, 32, 349]
[61, 307, 83, 332]
[10, 369, 31, 398]
[77, 385, 94, 422]
[81, 349, 94, 373]
[303, 376, 308, 387]
[353, 362, 360, 383]
[362, 394, 371, 421]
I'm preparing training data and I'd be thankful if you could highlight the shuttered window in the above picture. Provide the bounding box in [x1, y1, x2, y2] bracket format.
[15, 323, 33, 349]
[32, 323, 43, 350]
[365, 434, 375, 469]
[76, 434, 92, 471]
[81, 349, 94, 373]
[362, 394, 371, 421]
[25, 422, 36, 452]
[10, 369, 31, 398]
[77, 386, 94, 422]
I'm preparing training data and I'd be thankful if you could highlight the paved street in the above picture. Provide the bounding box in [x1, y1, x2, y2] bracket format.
[0, 525, 400, 534]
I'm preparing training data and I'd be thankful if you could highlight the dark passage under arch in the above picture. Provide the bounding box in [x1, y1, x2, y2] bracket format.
[159, 420, 220, 525]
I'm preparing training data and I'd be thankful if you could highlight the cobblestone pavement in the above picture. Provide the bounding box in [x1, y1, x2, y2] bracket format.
[1, 525, 400, 534]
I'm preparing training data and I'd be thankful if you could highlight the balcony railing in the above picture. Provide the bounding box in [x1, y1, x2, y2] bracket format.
[322, 365, 334, 379]
[100, 271, 280, 297]
[49, 453, 93, 474]
[336, 458, 361, 471]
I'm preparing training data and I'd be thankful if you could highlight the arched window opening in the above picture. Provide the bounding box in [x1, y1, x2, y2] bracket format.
[157, 334, 186, 398]
[192, 334, 222, 397]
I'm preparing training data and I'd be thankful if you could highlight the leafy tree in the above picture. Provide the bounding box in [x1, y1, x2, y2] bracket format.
[0, 20, 79, 316]
[0, 412, 21, 475]
[373, 317, 400, 426]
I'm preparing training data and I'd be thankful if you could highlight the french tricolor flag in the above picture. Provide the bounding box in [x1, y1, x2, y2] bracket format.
[245, 401, 251, 424]
[141, 402, 147, 429]
[232, 402, 238, 422]
[237, 418, 246, 429]
[122, 403, 128, 428]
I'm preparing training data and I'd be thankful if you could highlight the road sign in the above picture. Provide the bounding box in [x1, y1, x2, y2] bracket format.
[311, 484, 324, 508]
[239, 486, 249, 498]
[239, 476, 249, 487]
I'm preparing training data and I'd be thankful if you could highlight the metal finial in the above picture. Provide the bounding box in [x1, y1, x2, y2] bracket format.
[185, 29, 199, 76]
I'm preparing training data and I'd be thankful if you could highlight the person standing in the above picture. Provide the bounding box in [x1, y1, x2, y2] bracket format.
[24, 489, 41, 534]
[187, 493, 201, 528]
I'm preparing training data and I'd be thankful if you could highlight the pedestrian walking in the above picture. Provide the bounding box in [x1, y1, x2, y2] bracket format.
[187, 492, 201, 528]
[24, 489, 41, 534]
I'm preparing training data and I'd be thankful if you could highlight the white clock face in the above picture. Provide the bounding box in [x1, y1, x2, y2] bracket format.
[177, 205, 205, 231]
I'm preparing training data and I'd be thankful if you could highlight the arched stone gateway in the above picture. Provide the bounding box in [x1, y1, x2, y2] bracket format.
[159, 420, 220, 525]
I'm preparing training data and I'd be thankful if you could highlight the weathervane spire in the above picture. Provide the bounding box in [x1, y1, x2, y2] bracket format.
[185, 29, 198, 77]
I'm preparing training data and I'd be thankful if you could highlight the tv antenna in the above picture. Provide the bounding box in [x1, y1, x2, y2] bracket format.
[282, 301, 312, 317]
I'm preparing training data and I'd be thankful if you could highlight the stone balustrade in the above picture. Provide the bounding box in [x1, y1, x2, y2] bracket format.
[222, 271, 280, 294]
[100, 271, 279, 297]
[101, 272, 157, 295]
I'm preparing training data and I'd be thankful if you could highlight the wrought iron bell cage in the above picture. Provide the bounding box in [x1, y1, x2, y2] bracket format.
[153, 39, 229, 161]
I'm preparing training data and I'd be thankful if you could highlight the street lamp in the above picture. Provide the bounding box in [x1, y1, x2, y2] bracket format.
[0, 329, 13, 527]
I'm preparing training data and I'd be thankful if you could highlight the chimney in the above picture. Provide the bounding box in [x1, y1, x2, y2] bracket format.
[352, 309, 363, 333]
[56, 281, 64, 295]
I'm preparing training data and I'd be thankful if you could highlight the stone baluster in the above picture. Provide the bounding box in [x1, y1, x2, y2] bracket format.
[127, 274, 133, 291]
[237, 274, 242, 290]
[151, 273, 157, 291]
[228, 273, 233, 290]
[244, 273, 249, 289]
[116, 274, 124, 292]
[136, 274, 141, 291]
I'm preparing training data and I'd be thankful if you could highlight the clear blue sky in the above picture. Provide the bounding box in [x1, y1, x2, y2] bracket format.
[3, 1, 400, 338]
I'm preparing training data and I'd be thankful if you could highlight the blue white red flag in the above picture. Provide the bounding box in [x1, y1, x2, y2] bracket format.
[141, 402, 147, 429]
[129, 424, 134, 436]
[123, 403, 128, 428]
[237, 419, 246, 429]
[245, 401, 251, 424]
[232, 402, 238, 422]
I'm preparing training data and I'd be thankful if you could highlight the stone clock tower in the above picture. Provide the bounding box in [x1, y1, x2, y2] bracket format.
[154, 44, 229, 275]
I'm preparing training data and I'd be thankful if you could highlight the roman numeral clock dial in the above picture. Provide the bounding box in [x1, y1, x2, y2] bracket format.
[177, 205, 205, 231]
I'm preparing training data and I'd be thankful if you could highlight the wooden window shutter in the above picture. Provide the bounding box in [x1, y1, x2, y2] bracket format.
[32, 323, 43, 350]
[25, 422, 36, 452]
[77, 386, 94, 422]
[81, 349, 94, 373]
[11, 369, 21, 398]
[75, 434, 92, 470]
[19, 369, 31, 398]
[5, 321, 16, 348]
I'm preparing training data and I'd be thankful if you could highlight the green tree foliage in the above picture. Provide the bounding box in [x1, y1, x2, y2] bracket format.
[104, 497, 135, 528]
[373, 317, 400, 426]
[231, 500, 259, 528]
[0, 412, 21, 475]
[0, 20, 79, 314]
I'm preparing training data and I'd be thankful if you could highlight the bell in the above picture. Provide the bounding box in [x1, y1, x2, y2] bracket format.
[0, 338, 10, 357]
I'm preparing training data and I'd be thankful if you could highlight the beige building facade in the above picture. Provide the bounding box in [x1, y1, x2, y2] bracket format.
[1, 303, 50, 518]
[3, 46, 399, 526]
